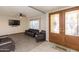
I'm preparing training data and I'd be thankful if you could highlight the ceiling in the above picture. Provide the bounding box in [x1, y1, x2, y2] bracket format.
[32, 6, 68, 13]
[0, 6, 70, 18]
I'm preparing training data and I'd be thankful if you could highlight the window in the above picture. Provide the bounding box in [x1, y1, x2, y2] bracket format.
[30, 20, 39, 29]
[50, 13, 59, 33]
[65, 10, 79, 36]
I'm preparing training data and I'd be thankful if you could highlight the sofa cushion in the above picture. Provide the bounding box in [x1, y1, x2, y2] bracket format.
[25, 29, 39, 37]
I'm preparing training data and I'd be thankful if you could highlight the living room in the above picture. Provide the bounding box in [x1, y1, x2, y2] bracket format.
[0, 6, 79, 52]
[0, 0, 79, 59]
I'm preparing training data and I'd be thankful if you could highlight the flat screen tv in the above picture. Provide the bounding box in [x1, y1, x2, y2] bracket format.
[9, 20, 20, 26]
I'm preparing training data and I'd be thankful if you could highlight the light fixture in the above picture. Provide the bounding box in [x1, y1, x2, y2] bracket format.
[19, 13, 26, 19]
[19, 13, 23, 18]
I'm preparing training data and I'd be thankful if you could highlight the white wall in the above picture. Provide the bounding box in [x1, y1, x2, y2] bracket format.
[46, 13, 49, 41]
[40, 14, 46, 31]
[0, 16, 29, 36]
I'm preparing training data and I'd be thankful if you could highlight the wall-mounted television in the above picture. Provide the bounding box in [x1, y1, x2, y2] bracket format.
[9, 20, 20, 26]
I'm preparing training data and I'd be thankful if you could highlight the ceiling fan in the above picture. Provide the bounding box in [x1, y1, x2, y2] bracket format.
[19, 13, 26, 18]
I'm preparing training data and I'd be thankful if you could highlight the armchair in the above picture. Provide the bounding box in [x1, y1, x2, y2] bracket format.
[35, 30, 46, 42]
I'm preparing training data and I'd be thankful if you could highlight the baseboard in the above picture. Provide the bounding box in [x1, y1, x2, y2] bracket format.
[0, 32, 24, 36]
[8, 32, 24, 36]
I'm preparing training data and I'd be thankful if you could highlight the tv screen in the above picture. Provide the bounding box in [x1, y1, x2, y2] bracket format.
[9, 20, 20, 26]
